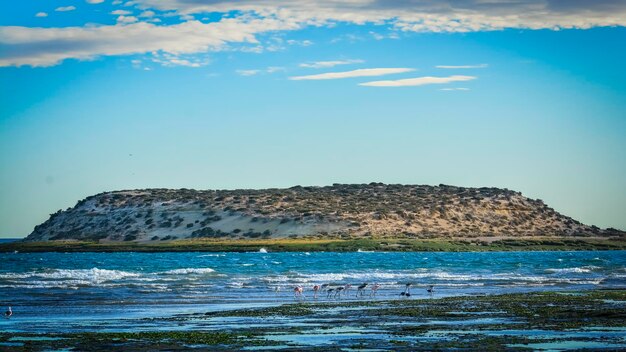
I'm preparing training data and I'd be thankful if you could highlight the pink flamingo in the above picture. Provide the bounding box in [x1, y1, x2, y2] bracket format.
[370, 283, 381, 297]
[293, 286, 304, 299]
[343, 284, 352, 297]
[312, 285, 320, 299]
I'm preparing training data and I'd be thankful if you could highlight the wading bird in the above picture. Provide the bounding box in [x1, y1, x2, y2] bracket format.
[400, 283, 413, 297]
[356, 283, 368, 297]
[427, 285, 434, 294]
[312, 285, 320, 299]
[343, 284, 352, 297]
[370, 283, 381, 297]
[4, 307, 12, 318]
[294, 286, 304, 299]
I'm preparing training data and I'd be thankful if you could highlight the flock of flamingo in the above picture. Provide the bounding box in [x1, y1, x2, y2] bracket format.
[291, 283, 435, 300]
[1, 284, 435, 319]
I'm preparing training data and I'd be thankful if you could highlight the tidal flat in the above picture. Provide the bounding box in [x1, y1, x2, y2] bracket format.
[1, 290, 625, 351]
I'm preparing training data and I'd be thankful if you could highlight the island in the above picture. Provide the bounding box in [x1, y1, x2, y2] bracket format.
[2, 183, 624, 252]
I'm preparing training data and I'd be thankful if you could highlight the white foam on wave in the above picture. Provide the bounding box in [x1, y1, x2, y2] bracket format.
[545, 266, 599, 274]
[252, 269, 604, 287]
[161, 268, 216, 275]
[0, 268, 139, 282]
[197, 254, 226, 257]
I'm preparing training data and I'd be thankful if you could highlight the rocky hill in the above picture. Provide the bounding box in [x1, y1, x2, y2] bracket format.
[25, 183, 623, 242]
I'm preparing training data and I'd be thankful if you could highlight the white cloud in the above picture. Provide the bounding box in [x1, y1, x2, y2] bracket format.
[440, 87, 470, 91]
[237, 66, 284, 76]
[6, 1, 626, 68]
[139, 10, 155, 18]
[236, 69, 260, 76]
[55, 6, 76, 12]
[151, 52, 209, 67]
[135, 0, 626, 32]
[360, 75, 476, 87]
[436, 64, 488, 69]
[299, 59, 363, 69]
[286, 39, 313, 46]
[266, 66, 284, 73]
[290, 68, 414, 80]
[111, 10, 132, 15]
[87, 0, 105, 4]
[0, 18, 298, 67]
[117, 15, 138, 23]
[35, 12, 48, 18]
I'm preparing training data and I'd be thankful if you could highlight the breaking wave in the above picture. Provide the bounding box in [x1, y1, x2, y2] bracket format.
[160, 268, 216, 275]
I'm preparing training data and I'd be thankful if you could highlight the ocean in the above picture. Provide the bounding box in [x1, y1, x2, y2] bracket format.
[1, 251, 625, 334]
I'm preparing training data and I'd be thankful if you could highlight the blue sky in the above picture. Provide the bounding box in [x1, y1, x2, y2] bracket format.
[1, 1, 626, 237]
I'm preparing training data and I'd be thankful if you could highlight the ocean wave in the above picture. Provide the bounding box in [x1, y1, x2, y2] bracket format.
[0, 268, 139, 282]
[545, 266, 600, 274]
[197, 254, 226, 257]
[247, 269, 604, 287]
[160, 268, 216, 275]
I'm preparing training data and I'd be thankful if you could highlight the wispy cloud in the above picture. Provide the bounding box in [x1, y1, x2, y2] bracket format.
[137, 0, 626, 33]
[236, 69, 261, 76]
[55, 6, 76, 12]
[290, 68, 414, 81]
[151, 53, 209, 67]
[299, 59, 364, 69]
[360, 75, 476, 87]
[237, 66, 285, 76]
[139, 10, 155, 18]
[111, 10, 132, 15]
[86, 0, 104, 3]
[6, 1, 626, 68]
[117, 15, 138, 23]
[436, 64, 488, 69]
[440, 87, 470, 91]
[0, 18, 297, 67]
[35, 12, 48, 17]
[266, 66, 285, 73]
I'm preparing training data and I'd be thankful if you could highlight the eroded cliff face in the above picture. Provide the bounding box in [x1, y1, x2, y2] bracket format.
[25, 183, 619, 242]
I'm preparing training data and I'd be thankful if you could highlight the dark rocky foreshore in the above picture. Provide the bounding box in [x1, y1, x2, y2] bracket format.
[2, 290, 625, 351]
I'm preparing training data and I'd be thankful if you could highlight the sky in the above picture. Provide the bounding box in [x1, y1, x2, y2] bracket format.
[1, 1, 626, 237]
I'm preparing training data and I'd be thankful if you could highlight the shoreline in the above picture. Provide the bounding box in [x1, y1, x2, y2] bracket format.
[1, 237, 625, 253]
[2, 289, 625, 351]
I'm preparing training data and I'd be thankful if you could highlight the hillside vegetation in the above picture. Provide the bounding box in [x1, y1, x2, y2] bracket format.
[25, 183, 624, 242]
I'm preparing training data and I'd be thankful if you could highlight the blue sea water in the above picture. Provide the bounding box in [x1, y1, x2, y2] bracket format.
[0, 251, 624, 334]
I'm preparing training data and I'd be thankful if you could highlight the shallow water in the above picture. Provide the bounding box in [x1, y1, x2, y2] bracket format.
[0, 251, 624, 334]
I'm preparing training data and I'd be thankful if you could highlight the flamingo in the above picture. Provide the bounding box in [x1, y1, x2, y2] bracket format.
[356, 283, 368, 297]
[427, 285, 434, 295]
[334, 286, 344, 299]
[312, 285, 320, 299]
[400, 283, 413, 297]
[370, 283, 381, 297]
[4, 307, 12, 318]
[293, 286, 304, 299]
[326, 288, 335, 298]
[343, 284, 352, 297]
